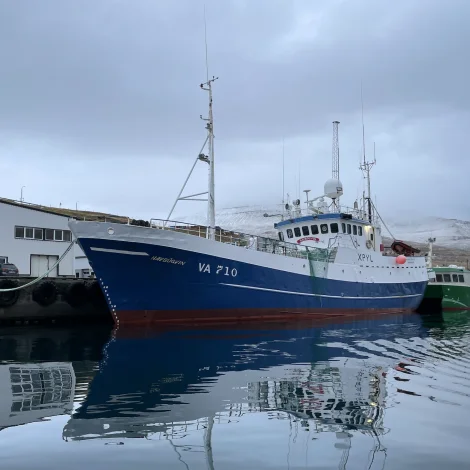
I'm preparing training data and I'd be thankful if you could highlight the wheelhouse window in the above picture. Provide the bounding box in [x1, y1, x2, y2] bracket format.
[347, 224, 351, 234]
[459, 274, 465, 282]
[320, 224, 328, 234]
[436, 274, 443, 282]
[294, 227, 301, 237]
[353, 225, 357, 236]
[443, 274, 451, 282]
[278, 232, 284, 241]
[302, 226, 309, 236]
[311, 225, 319, 235]
[331, 223, 339, 233]
[341, 223, 346, 233]
[287, 229, 293, 239]
[452, 274, 459, 282]
[358, 226, 363, 236]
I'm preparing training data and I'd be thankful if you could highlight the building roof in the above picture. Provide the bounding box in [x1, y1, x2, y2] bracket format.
[0, 197, 129, 224]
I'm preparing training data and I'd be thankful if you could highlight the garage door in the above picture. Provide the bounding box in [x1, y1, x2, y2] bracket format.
[31, 255, 59, 277]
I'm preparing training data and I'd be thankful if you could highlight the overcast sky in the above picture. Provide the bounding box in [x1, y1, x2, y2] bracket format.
[0, 0, 468, 223]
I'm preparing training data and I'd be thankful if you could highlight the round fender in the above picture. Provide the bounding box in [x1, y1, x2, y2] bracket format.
[0, 279, 20, 307]
[32, 280, 58, 307]
[64, 281, 89, 308]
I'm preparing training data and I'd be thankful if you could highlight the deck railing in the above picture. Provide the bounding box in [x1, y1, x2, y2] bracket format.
[148, 218, 332, 262]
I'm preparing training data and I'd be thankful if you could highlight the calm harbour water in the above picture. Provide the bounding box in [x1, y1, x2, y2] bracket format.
[1, 312, 470, 469]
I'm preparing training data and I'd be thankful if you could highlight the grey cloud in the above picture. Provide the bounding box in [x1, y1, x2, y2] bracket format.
[0, 0, 469, 221]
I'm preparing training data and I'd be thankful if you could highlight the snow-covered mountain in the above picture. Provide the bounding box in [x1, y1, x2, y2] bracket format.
[177, 205, 470, 249]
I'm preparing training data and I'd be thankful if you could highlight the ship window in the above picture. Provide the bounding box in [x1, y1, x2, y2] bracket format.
[436, 274, 443, 282]
[320, 224, 328, 234]
[287, 229, 293, 239]
[459, 274, 465, 282]
[331, 223, 339, 233]
[278, 232, 284, 242]
[353, 225, 357, 235]
[371, 233, 374, 241]
[341, 223, 346, 233]
[347, 224, 351, 234]
[452, 274, 459, 282]
[311, 225, 319, 235]
[294, 227, 301, 237]
[302, 226, 309, 236]
[443, 274, 451, 282]
[358, 226, 363, 236]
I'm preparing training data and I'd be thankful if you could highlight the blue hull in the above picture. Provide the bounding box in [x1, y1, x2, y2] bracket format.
[78, 237, 427, 324]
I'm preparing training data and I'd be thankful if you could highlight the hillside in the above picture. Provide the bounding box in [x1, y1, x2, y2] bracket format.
[178, 205, 470, 267]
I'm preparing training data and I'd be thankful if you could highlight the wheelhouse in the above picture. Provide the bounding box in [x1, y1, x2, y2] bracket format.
[275, 213, 383, 252]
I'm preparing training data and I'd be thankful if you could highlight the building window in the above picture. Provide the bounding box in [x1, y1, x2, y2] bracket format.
[287, 229, 293, 239]
[15, 226, 25, 238]
[320, 224, 328, 234]
[294, 227, 301, 237]
[436, 274, 443, 282]
[452, 274, 459, 282]
[311, 225, 319, 235]
[14, 225, 70, 242]
[45, 229, 54, 240]
[302, 226, 309, 236]
[358, 226, 363, 236]
[459, 274, 465, 282]
[443, 274, 451, 282]
[34, 228, 43, 240]
[331, 223, 339, 233]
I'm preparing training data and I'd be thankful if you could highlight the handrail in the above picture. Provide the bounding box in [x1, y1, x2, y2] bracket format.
[148, 218, 331, 262]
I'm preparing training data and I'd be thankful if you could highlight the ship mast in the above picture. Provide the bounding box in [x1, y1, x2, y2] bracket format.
[359, 84, 376, 223]
[165, 10, 218, 238]
[200, 76, 218, 239]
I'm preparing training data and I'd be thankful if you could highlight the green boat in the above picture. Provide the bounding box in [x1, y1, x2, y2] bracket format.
[424, 238, 470, 310]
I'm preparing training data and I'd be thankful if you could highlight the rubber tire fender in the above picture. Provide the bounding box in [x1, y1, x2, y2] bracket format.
[32, 280, 58, 307]
[0, 279, 20, 307]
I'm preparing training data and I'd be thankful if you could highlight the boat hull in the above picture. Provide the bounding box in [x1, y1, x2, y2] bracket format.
[424, 283, 470, 310]
[70, 221, 428, 325]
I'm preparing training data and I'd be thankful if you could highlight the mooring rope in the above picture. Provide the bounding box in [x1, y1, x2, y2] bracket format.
[0, 240, 76, 292]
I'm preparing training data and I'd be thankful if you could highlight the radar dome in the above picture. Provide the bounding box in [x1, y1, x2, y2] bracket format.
[324, 178, 343, 199]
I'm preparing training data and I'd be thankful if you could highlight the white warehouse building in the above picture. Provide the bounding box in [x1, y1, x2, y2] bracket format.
[0, 198, 128, 278]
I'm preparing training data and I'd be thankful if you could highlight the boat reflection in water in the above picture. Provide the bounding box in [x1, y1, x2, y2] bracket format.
[62, 313, 431, 466]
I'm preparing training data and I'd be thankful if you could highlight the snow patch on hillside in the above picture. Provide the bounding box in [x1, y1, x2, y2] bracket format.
[178, 205, 470, 248]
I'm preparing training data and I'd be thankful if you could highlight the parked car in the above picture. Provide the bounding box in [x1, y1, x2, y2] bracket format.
[0, 263, 19, 276]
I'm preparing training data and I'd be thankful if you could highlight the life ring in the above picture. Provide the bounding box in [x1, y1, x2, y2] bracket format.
[87, 280, 108, 310]
[32, 280, 58, 307]
[65, 281, 89, 308]
[0, 279, 20, 307]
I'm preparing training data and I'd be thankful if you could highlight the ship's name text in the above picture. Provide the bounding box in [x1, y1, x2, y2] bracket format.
[358, 254, 373, 263]
[199, 263, 238, 277]
[151, 256, 186, 266]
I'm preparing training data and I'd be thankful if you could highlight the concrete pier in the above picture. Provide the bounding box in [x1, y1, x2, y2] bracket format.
[0, 277, 112, 325]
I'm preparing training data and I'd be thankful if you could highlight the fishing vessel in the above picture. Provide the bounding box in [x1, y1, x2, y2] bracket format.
[424, 238, 470, 310]
[68, 78, 429, 325]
